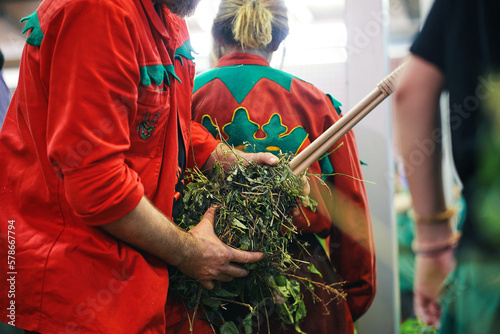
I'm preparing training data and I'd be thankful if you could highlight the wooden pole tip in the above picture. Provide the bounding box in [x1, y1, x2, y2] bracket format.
[377, 61, 407, 96]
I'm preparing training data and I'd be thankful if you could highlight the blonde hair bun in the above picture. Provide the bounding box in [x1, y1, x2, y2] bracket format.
[211, 0, 289, 62]
[232, 0, 273, 50]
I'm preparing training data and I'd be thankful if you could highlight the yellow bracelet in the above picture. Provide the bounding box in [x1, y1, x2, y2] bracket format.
[414, 207, 457, 223]
[412, 232, 462, 256]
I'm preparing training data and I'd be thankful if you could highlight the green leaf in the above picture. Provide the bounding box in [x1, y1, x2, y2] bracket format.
[274, 275, 287, 287]
[307, 263, 323, 278]
[220, 321, 239, 334]
[278, 303, 294, 325]
[243, 313, 253, 334]
[232, 218, 248, 230]
[239, 235, 251, 250]
[295, 299, 307, 323]
[215, 288, 239, 298]
[287, 279, 301, 299]
[201, 295, 221, 310]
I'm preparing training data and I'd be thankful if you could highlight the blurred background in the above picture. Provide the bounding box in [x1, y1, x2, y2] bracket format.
[0, 0, 421, 95]
[1, 1, 460, 333]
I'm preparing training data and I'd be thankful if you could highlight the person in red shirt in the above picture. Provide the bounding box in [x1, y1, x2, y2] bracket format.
[0, 0, 279, 333]
[190, 0, 376, 332]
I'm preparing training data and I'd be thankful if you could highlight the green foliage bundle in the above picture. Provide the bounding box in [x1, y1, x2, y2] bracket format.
[170, 152, 339, 333]
[400, 318, 437, 334]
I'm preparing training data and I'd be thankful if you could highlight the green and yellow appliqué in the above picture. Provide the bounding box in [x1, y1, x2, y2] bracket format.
[202, 107, 308, 156]
[195, 63, 338, 177]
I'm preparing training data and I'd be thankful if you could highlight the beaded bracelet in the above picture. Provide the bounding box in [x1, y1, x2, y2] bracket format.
[412, 232, 461, 257]
[414, 207, 457, 224]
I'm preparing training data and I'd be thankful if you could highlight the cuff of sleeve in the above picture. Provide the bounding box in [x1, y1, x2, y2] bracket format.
[188, 121, 220, 169]
[62, 157, 145, 226]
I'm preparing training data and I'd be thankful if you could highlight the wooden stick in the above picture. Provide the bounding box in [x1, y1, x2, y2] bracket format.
[289, 62, 406, 175]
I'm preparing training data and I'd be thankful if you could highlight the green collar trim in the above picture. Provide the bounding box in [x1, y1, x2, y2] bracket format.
[139, 64, 181, 87]
[21, 11, 44, 47]
[326, 93, 343, 115]
[139, 39, 194, 87]
[175, 39, 196, 66]
[318, 155, 334, 181]
[194, 65, 302, 104]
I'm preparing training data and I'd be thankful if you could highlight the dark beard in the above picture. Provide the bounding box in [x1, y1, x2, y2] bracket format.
[154, 0, 199, 18]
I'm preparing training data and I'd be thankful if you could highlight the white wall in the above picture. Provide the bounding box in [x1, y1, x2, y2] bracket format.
[345, 1, 400, 333]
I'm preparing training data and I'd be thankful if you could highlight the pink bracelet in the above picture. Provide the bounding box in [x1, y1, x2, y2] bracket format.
[412, 232, 461, 256]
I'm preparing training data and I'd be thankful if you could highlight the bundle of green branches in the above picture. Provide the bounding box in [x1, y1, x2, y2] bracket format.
[170, 152, 340, 333]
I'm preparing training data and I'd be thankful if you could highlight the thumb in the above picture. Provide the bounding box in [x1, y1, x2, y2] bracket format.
[196, 206, 216, 232]
[203, 206, 216, 222]
[261, 152, 279, 166]
[249, 152, 278, 166]
[200, 279, 215, 290]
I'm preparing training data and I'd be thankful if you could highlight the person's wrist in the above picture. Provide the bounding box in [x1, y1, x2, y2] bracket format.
[413, 207, 456, 224]
[413, 207, 457, 245]
[164, 228, 197, 268]
[414, 221, 453, 242]
[412, 232, 461, 257]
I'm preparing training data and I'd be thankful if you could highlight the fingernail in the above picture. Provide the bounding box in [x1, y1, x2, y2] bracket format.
[269, 157, 278, 164]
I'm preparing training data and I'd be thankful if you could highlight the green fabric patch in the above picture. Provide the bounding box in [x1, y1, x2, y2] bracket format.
[318, 155, 334, 181]
[201, 115, 219, 138]
[21, 11, 44, 47]
[203, 107, 308, 157]
[194, 65, 304, 104]
[439, 249, 500, 334]
[175, 39, 196, 66]
[139, 64, 181, 87]
[326, 93, 343, 115]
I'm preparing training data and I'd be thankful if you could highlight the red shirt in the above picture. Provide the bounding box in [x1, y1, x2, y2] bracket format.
[192, 53, 376, 320]
[0, 0, 218, 332]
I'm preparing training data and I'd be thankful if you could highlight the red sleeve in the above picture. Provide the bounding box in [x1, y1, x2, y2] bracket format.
[44, 1, 144, 225]
[187, 121, 220, 169]
[322, 126, 377, 321]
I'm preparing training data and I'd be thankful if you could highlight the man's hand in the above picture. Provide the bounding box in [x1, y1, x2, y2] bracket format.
[237, 149, 279, 166]
[100, 197, 263, 290]
[179, 207, 264, 290]
[203, 143, 279, 171]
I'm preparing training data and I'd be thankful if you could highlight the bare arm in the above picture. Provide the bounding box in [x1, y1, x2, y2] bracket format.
[101, 196, 263, 290]
[395, 55, 447, 218]
[394, 55, 455, 327]
[99, 144, 279, 290]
